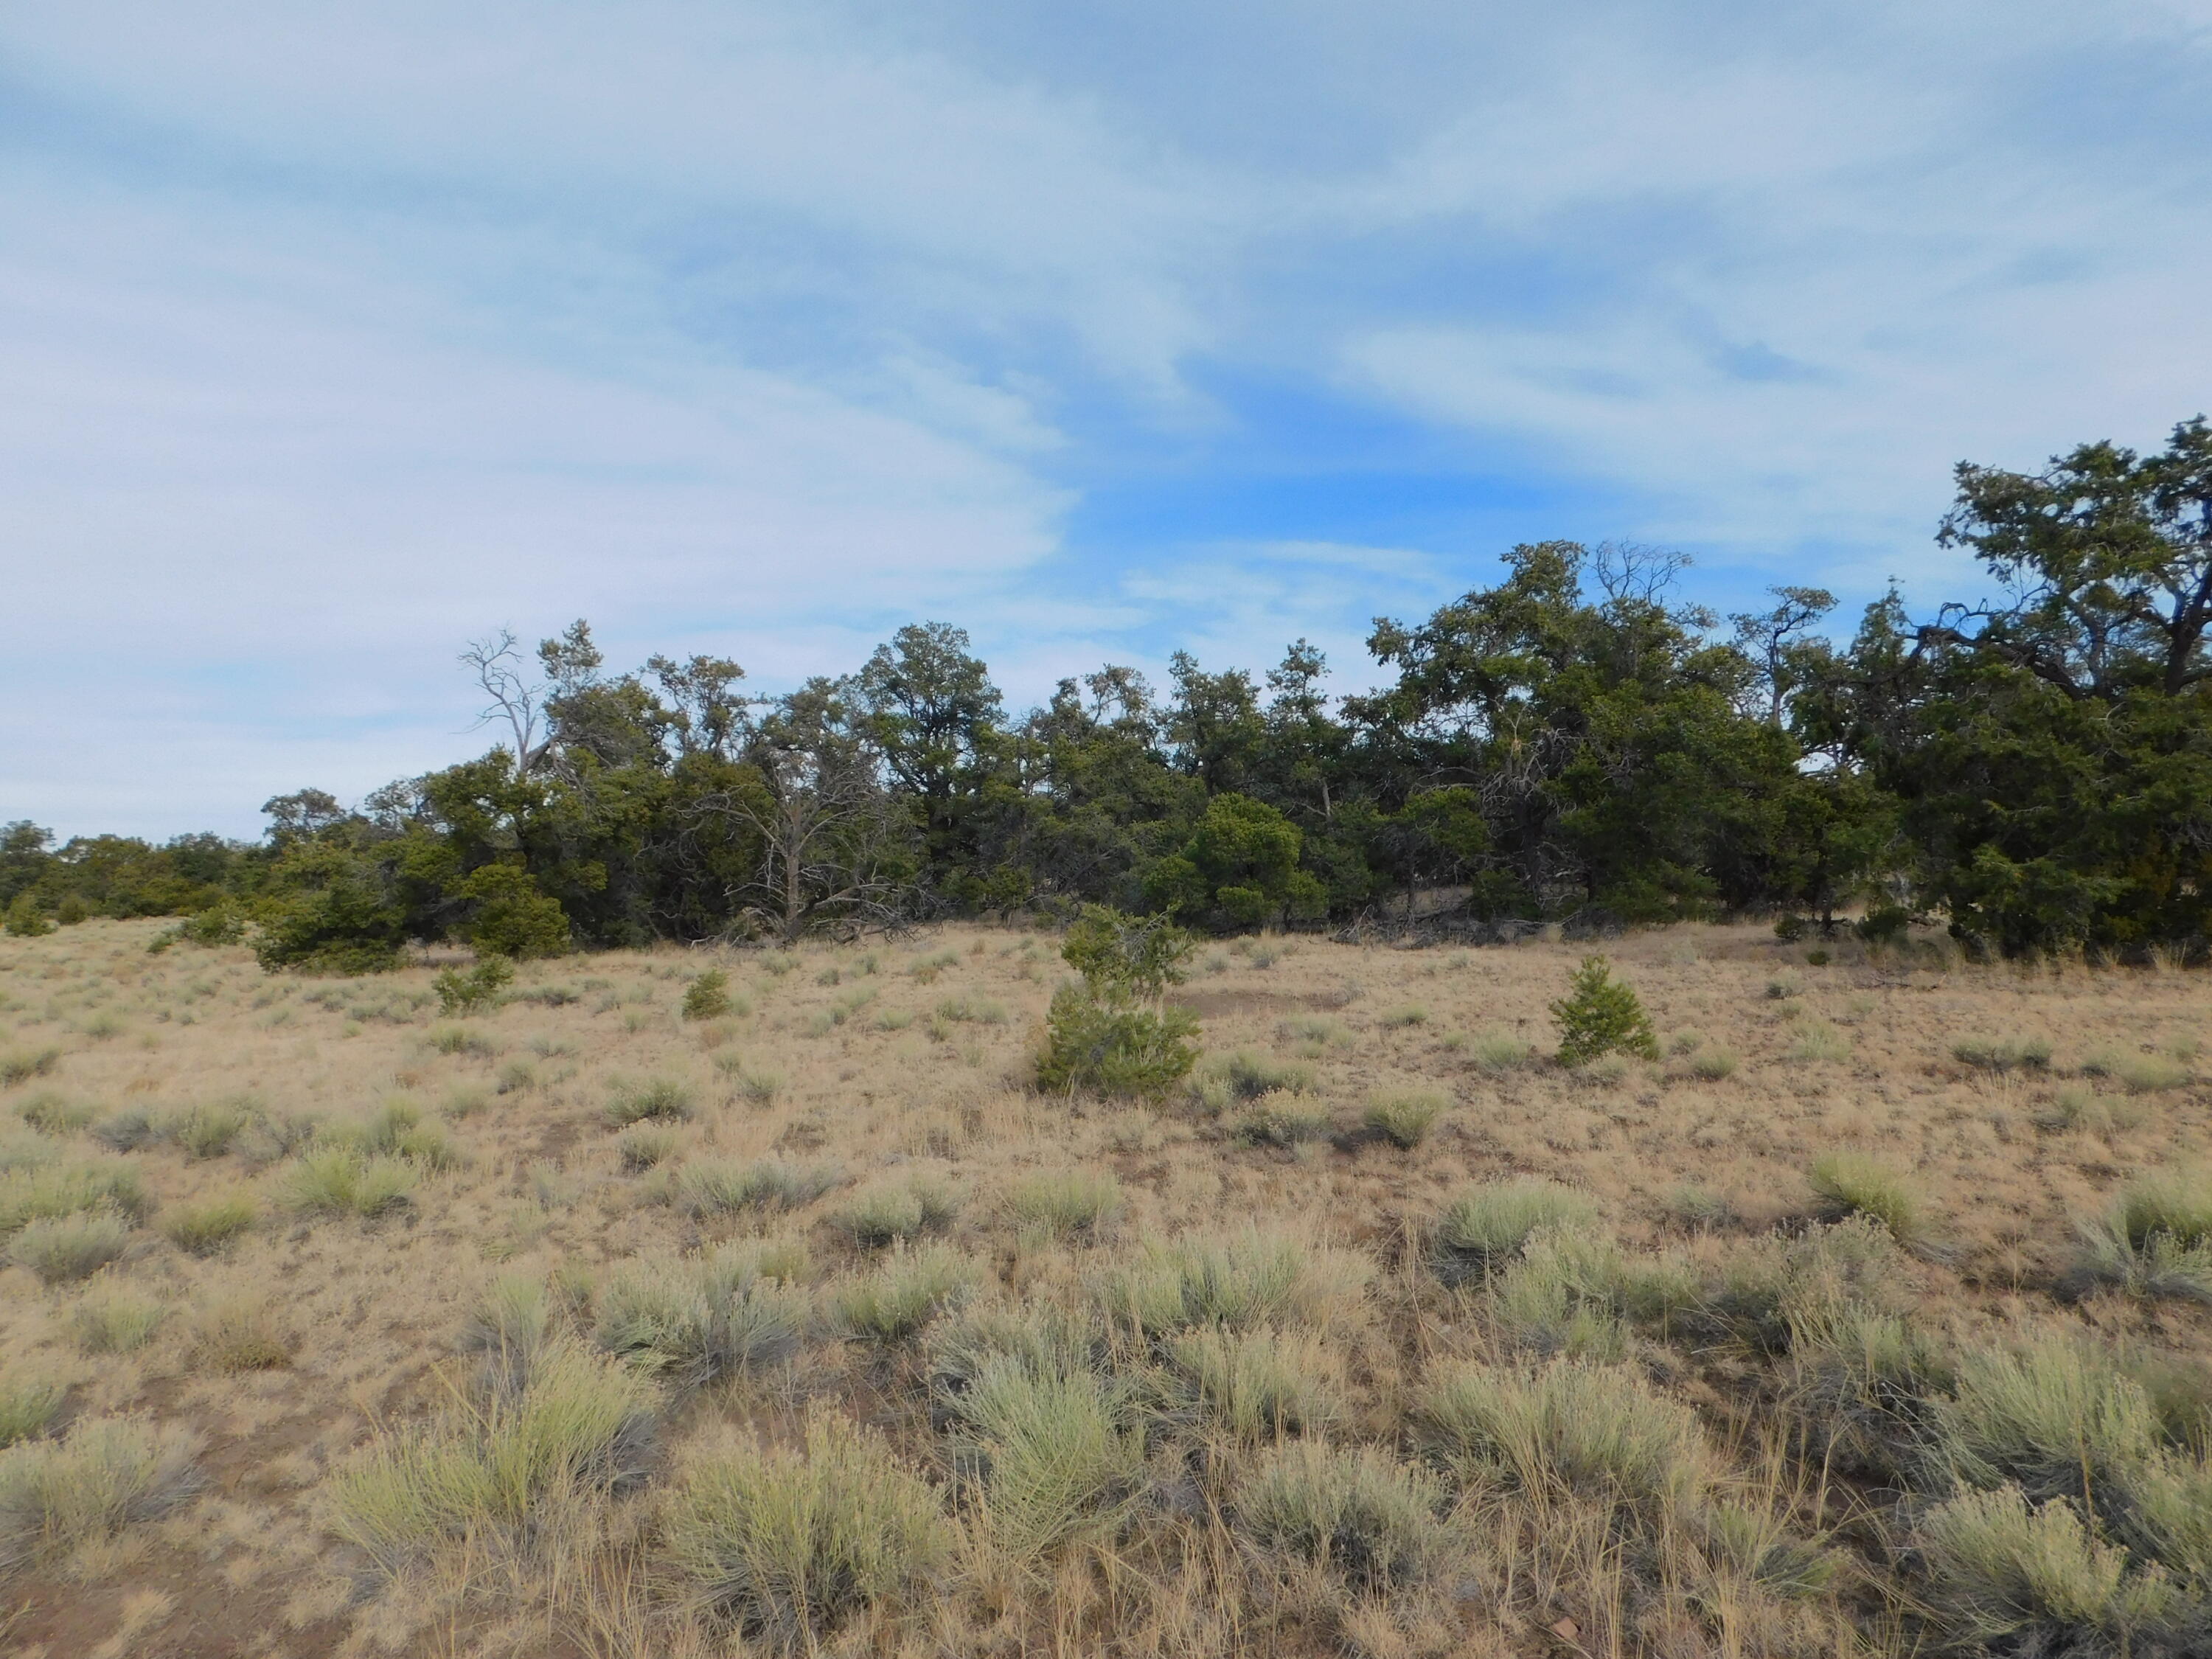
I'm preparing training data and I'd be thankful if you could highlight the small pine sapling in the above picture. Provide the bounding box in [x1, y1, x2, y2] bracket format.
[1550, 956, 1658, 1067]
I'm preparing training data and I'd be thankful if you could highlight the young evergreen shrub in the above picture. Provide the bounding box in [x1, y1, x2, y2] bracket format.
[1037, 906, 1200, 1101]
[433, 957, 515, 1016]
[1, 895, 55, 939]
[682, 970, 733, 1021]
[1550, 956, 1658, 1067]
[664, 1409, 950, 1649]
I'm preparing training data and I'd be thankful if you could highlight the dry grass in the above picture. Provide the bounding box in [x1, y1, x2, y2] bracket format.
[8, 916, 2212, 1654]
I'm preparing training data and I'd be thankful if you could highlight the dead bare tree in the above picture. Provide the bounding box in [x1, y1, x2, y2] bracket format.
[460, 630, 551, 774]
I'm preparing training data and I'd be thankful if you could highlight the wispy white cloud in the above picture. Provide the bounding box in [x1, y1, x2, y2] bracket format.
[3, 0, 2208, 836]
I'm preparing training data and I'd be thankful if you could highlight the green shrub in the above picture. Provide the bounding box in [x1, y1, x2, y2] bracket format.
[1551, 957, 1658, 1067]
[605, 1078, 695, 1127]
[454, 865, 570, 960]
[17, 1095, 93, 1136]
[2, 896, 55, 939]
[682, 969, 734, 1021]
[0, 1417, 202, 1573]
[1415, 1360, 1711, 1520]
[8, 1212, 130, 1283]
[594, 1249, 807, 1390]
[1364, 1089, 1446, 1149]
[0, 1158, 148, 1234]
[0, 1048, 60, 1089]
[71, 1287, 167, 1354]
[832, 1179, 959, 1249]
[663, 1409, 949, 1649]
[1937, 1335, 2161, 1506]
[0, 1377, 62, 1450]
[1915, 1484, 2172, 1655]
[1037, 985, 1200, 1101]
[953, 1359, 1141, 1565]
[1233, 1441, 1450, 1594]
[1430, 1179, 1599, 1284]
[432, 956, 515, 1016]
[1096, 1228, 1370, 1340]
[1038, 907, 1200, 1101]
[831, 1245, 975, 1345]
[1805, 1152, 1926, 1246]
[160, 1195, 257, 1257]
[1004, 1169, 1121, 1243]
[329, 1339, 654, 1577]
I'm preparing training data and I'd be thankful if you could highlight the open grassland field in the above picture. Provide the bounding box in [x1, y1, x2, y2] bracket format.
[5, 920, 2212, 1658]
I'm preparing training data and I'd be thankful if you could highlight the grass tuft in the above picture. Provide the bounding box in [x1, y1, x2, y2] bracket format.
[1806, 1151, 1927, 1246]
[953, 1358, 1141, 1566]
[1430, 1179, 1600, 1284]
[1234, 1441, 1450, 1594]
[594, 1248, 807, 1389]
[159, 1194, 257, 1257]
[675, 1158, 841, 1217]
[275, 1145, 419, 1220]
[1953, 1035, 2054, 1073]
[1096, 1227, 1370, 1340]
[0, 1417, 201, 1573]
[664, 1408, 949, 1649]
[1363, 1088, 1447, 1148]
[604, 1077, 695, 1127]
[72, 1287, 167, 1354]
[831, 1178, 959, 1249]
[8, 1211, 131, 1284]
[831, 1245, 975, 1345]
[0, 1378, 63, 1450]
[1915, 1484, 2169, 1654]
[1004, 1169, 1121, 1243]
[192, 1293, 294, 1371]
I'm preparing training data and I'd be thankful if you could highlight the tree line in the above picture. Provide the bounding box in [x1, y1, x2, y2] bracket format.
[7, 417, 2209, 968]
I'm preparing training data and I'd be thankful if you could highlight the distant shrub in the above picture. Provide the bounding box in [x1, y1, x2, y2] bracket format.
[0, 1048, 60, 1089]
[1806, 1152, 1927, 1246]
[1, 896, 55, 939]
[454, 864, 570, 961]
[1430, 1179, 1600, 1284]
[1364, 1089, 1447, 1149]
[1004, 1169, 1121, 1243]
[664, 1410, 950, 1649]
[433, 957, 515, 1017]
[682, 970, 733, 1022]
[0, 1418, 202, 1573]
[7, 1212, 130, 1284]
[16, 1095, 93, 1136]
[1954, 1036, 2053, 1073]
[1551, 957, 1658, 1067]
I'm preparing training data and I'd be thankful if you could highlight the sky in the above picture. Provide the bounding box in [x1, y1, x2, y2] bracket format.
[5, 0, 2211, 841]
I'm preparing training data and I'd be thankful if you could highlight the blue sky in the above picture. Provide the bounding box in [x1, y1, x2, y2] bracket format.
[6, 0, 2211, 838]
